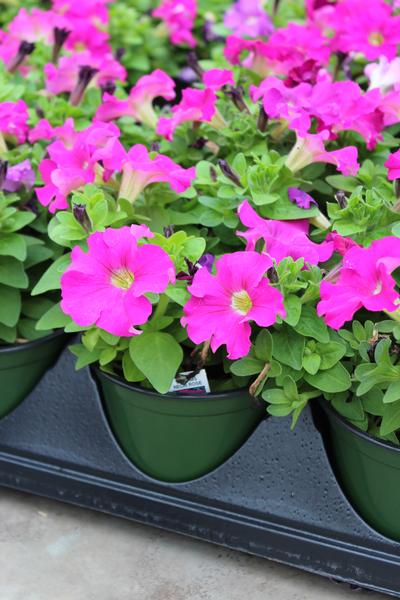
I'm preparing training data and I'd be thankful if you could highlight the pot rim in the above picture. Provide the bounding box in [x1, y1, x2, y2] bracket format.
[319, 397, 400, 455]
[93, 365, 252, 402]
[0, 329, 66, 355]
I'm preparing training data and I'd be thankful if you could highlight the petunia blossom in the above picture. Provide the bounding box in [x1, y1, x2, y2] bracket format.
[385, 150, 400, 181]
[202, 69, 235, 91]
[285, 131, 359, 176]
[0, 100, 29, 145]
[152, 0, 197, 48]
[288, 187, 317, 209]
[365, 56, 400, 93]
[118, 144, 196, 202]
[2, 160, 35, 192]
[317, 237, 400, 329]
[95, 69, 175, 128]
[156, 88, 220, 141]
[61, 226, 175, 337]
[237, 200, 333, 265]
[223, 0, 274, 38]
[181, 251, 285, 359]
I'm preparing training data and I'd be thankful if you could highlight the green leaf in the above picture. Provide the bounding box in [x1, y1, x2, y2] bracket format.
[0, 322, 16, 343]
[0, 233, 26, 260]
[36, 303, 71, 331]
[294, 305, 329, 343]
[302, 353, 321, 375]
[129, 332, 183, 394]
[0, 257, 28, 288]
[255, 330, 273, 362]
[304, 363, 351, 393]
[318, 341, 347, 370]
[0, 285, 20, 327]
[122, 353, 146, 383]
[230, 356, 264, 377]
[272, 328, 304, 370]
[283, 295, 301, 327]
[383, 381, 400, 404]
[69, 344, 100, 369]
[31, 253, 70, 295]
[381, 401, 400, 437]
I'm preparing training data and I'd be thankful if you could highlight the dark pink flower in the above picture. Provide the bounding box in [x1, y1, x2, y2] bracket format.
[0, 100, 29, 144]
[61, 225, 175, 337]
[95, 69, 176, 128]
[288, 187, 317, 209]
[385, 149, 400, 180]
[182, 251, 285, 359]
[318, 237, 400, 329]
[202, 69, 235, 91]
[237, 200, 333, 265]
[152, 0, 197, 48]
[156, 88, 219, 141]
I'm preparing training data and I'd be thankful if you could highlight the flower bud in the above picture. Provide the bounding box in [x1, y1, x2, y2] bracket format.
[70, 66, 98, 106]
[73, 203, 92, 233]
[218, 159, 242, 187]
[8, 41, 35, 73]
[52, 27, 70, 63]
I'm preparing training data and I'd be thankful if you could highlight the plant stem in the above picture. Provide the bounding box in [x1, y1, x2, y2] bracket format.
[151, 294, 170, 323]
[249, 363, 271, 397]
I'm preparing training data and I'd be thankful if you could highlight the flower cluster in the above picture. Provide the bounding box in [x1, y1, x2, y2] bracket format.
[1, 0, 400, 442]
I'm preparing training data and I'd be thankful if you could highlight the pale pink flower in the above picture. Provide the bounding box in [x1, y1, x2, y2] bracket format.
[182, 251, 285, 359]
[0, 100, 29, 144]
[317, 237, 400, 329]
[153, 0, 197, 48]
[365, 56, 400, 93]
[385, 149, 400, 180]
[156, 88, 218, 141]
[237, 200, 333, 265]
[285, 131, 359, 176]
[95, 69, 176, 128]
[118, 144, 196, 202]
[28, 117, 78, 145]
[224, 0, 274, 38]
[8, 8, 60, 44]
[61, 226, 175, 337]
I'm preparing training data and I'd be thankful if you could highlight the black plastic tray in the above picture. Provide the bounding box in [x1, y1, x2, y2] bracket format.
[0, 348, 399, 597]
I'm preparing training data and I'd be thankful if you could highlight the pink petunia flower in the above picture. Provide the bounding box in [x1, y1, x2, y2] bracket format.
[321, 0, 400, 61]
[8, 8, 61, 44]
[95, 69, 176, 128]
[28, 117, 78, 146]
[317, 237, 400, 329]
[251, 77, 384, 149]
[118, 144, 196, 202]
[385, 150, 400, 180]
[44, 51, 126, 95]
[35, 122, 123, 212]
[285, 131, 359, 176]
[326, 231, 359, 256]
[61, 225, 175, 337]
[156, 88, 219, 141]
[152, 0, 197, 48]
[237, 200, 333, 265]
[202, 69, 235, 91]
[223, 0, 274, 39]
[0, 100, 29, 144]
[182, 251, 285, 359]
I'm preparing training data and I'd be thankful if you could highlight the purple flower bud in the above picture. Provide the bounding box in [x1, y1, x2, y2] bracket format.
[335, 190, 347, 209]
[70, 65, 98, 106]
[163, 225, 174, 238]
[73, 203, 92, 233]
[224, 86, 250, 113]
[100, 80, 116, 96]
[8, 40, 35, 73]
[187, 51, 203, 78]
[218, 159, 242, 187]
[198, 253, 215, 273]
[0, 160, 8, 188]
[52, 27, 71, 63]
[257, 104, 268, 132]
[287, 187, 317, 209]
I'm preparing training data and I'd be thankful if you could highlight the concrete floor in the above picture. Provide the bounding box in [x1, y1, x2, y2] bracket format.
[0, 488, 386, 600]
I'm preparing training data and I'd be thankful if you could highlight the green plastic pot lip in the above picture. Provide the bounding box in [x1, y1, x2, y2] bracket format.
[319, 398, 400, 456]
[93, 365, 250, 402]
[0, 330, 66, 355]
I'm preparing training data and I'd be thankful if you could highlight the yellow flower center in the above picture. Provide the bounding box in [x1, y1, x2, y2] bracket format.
[111, 268, 135, 290]
[368, 32, 385, 46]
[231, 290, 253, 315]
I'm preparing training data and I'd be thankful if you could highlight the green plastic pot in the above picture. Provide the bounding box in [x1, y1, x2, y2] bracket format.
[95, 369, 264, 483]
[0, 331, 67, 419]
[320, 400, 400, 541]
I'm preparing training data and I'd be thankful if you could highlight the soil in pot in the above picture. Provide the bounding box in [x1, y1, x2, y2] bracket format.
[0, 331, 67, 419]
[318, 400, 400, 541]
[95, 368, 264, 483]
